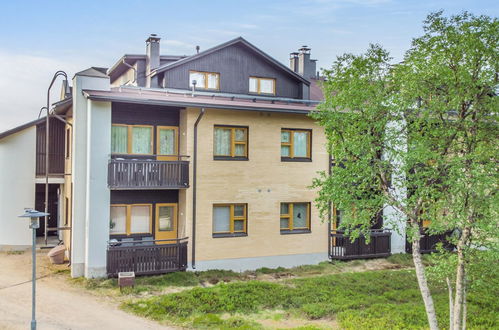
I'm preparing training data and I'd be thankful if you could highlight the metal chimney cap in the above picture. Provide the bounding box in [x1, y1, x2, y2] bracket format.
[146, 34, 161, 43]
[19, 209, 50, 218]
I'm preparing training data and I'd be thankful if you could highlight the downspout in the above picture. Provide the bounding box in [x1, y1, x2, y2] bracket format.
[327, 153, 332, 259]
[191, 108, 205, 269]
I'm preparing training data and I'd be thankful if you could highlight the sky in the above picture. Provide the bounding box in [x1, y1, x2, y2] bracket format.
[0, 0, 497, 131]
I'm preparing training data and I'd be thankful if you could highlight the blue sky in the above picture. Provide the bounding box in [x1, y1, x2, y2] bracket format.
[0, 0, 497, 130]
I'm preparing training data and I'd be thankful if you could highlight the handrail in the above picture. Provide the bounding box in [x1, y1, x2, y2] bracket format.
[108, 237, 189, 247]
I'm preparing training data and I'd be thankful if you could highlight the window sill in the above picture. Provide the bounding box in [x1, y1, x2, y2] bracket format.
[280, 229, 311, 235]
[213, 156, 249, 161]
[212, 233, 248, 238]
[281, 157, 312, 162]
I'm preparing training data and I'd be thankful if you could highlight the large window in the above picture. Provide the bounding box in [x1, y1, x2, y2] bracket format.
[214, 125, 248, 160]
[189, 71, 220, 90]
[249, 77, 275, 95]
[157, 126, 178, 156]
[213, 204, 247, 237]
[110, 204, 152, 236]
[281, 129, 311, 161]
[111, 124, 153, 155]
[280, 202, 311, 233]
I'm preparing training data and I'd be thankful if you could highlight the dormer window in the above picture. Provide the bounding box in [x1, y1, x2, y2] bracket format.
[249, 77, 275, 95]
[189, 71, 219, 90]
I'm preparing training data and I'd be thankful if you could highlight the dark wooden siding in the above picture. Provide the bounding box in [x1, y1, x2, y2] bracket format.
[163, 43, 302, 99]
[36, 118, 65, 176]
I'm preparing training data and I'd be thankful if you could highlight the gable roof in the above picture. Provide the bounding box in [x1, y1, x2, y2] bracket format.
[75, 67, 109, 78]
[152, 37, 310, 85]
[0, 117, 45, 140]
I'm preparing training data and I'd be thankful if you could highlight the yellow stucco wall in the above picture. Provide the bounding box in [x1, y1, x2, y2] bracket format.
[181, 107, 329, 262]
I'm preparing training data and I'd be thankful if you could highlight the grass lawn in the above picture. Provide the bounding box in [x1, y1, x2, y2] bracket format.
[69, 255, 498, 329]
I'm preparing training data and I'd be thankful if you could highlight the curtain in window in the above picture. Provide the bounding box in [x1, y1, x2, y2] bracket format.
[213, 206, 230, 232]
[281, 131, 290, 157]
[214, 128, 231, 156]
[158, 206, 174, 231]
[111, 126, 128, 154]
[293, 203, 308, 228]
[159, 129, 175, 155]
[110, 206, 126, 234]
[207, 73, 219, 89]
[249, 77, 258, 93]
[260, 79, 274, 94]
[189, 72, 206, 88]
[132, 127, 152, 154]
[130, 205, 150, 233]
[293, 132, 308, 157]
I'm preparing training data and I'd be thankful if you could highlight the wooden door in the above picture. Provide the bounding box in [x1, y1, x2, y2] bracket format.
[156, 126, 178, 161]
[155, 203, 178, 244]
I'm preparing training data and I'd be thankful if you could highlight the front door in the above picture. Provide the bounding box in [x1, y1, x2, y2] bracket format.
[155, 203, 178, 244]
[156, 126, 178, 161]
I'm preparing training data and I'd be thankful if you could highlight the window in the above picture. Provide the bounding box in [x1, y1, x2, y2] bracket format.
[280, 202, 310, 233]
[281, 129, 311, 161]
[213, 204, 247, 237]
[189, 71, 220, 90]
[214, 126, 248, 159]
[110, 204, 152, 236]
[111, 124, 153, 155]
[157, 126, 178, 156]
[249, 77, 275, 95]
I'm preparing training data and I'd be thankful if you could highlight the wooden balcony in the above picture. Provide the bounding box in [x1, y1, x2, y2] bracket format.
[107, 238, 188, 277]
[108, 158, 189, 190]
[406, 230, 454, 254]
[329, 229, 392, 260]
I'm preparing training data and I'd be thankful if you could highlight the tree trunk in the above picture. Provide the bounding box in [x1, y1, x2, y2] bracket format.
[412, 224, 439, 330]
[446, 277, 454, 330]
[462, 284, 467, 330]
[453, 226, 470, 330]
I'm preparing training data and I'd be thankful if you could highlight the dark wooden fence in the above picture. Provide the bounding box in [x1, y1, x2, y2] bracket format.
[330, 229, 392, 260]
[108, 159, 189, 189]
[107, 238, 188, 277]
[36, 118, 65, 176]
[406, 231, 454, 254]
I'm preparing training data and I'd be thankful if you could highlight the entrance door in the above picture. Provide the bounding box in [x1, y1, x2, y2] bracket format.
[155, 203, 178, 244]
[156, 126, 178, 161]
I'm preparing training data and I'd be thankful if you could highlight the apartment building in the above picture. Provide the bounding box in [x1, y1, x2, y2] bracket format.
[1, 35, 435, 278]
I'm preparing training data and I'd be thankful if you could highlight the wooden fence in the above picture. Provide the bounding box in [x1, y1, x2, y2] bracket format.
[108, 159, 189, 189]
[330, 229, 392, 260]
[107, 238, 188, 277]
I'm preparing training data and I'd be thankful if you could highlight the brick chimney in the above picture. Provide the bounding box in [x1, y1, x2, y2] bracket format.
[146, 34, 161, 88]
[298, 46, 316, 80]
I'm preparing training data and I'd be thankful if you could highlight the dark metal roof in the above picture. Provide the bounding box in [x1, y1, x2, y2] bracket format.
[152, 37, 311, 85]
[83, 87, 318, 114]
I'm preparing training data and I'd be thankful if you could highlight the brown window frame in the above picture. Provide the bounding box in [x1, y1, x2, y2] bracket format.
[281, 128, 312, 162]
[189, 70, 220, 90]
[111, 124, 154, 156]
[212, 203, 248, 238]
[213, 125, 249, 160]
[249, 76, 276, 95]
[280, 202, 311, 234]
[110, 203, 152, 236]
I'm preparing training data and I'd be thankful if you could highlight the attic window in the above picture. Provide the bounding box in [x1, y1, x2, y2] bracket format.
[249, 77, 275, 95]
[189, 71, 219, 90]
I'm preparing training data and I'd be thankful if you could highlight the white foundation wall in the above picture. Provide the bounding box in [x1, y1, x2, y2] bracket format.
[0, 128, 36, 250]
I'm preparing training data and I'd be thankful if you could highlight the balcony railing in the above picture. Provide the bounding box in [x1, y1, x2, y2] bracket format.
[108, 158, 189, 190]
[329, 229, 392, 260]
[406, 230, 454, 254]
[107, 238, 188, 277]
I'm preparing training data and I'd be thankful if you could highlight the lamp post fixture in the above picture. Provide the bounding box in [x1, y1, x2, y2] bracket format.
[19, 209, 50, 330]
[44, 70, 69, 245]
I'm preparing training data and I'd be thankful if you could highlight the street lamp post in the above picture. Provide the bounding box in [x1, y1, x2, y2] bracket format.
[19, 209, 50, 330]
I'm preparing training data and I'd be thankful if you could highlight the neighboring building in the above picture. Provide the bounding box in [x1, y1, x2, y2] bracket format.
[1, 35, 436, 278]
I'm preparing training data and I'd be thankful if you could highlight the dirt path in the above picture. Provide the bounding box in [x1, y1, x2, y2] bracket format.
[0, 251, 172, 330]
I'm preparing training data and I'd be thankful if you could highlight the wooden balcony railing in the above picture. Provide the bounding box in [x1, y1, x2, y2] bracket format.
[406, 230, 454, 254]
[107, 238, 188, 277]
[329, 229, 392, 260]
[108, 158, 189, 190]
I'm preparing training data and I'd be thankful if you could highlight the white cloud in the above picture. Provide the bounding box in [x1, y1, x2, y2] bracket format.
[0, 51, 86, 132]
